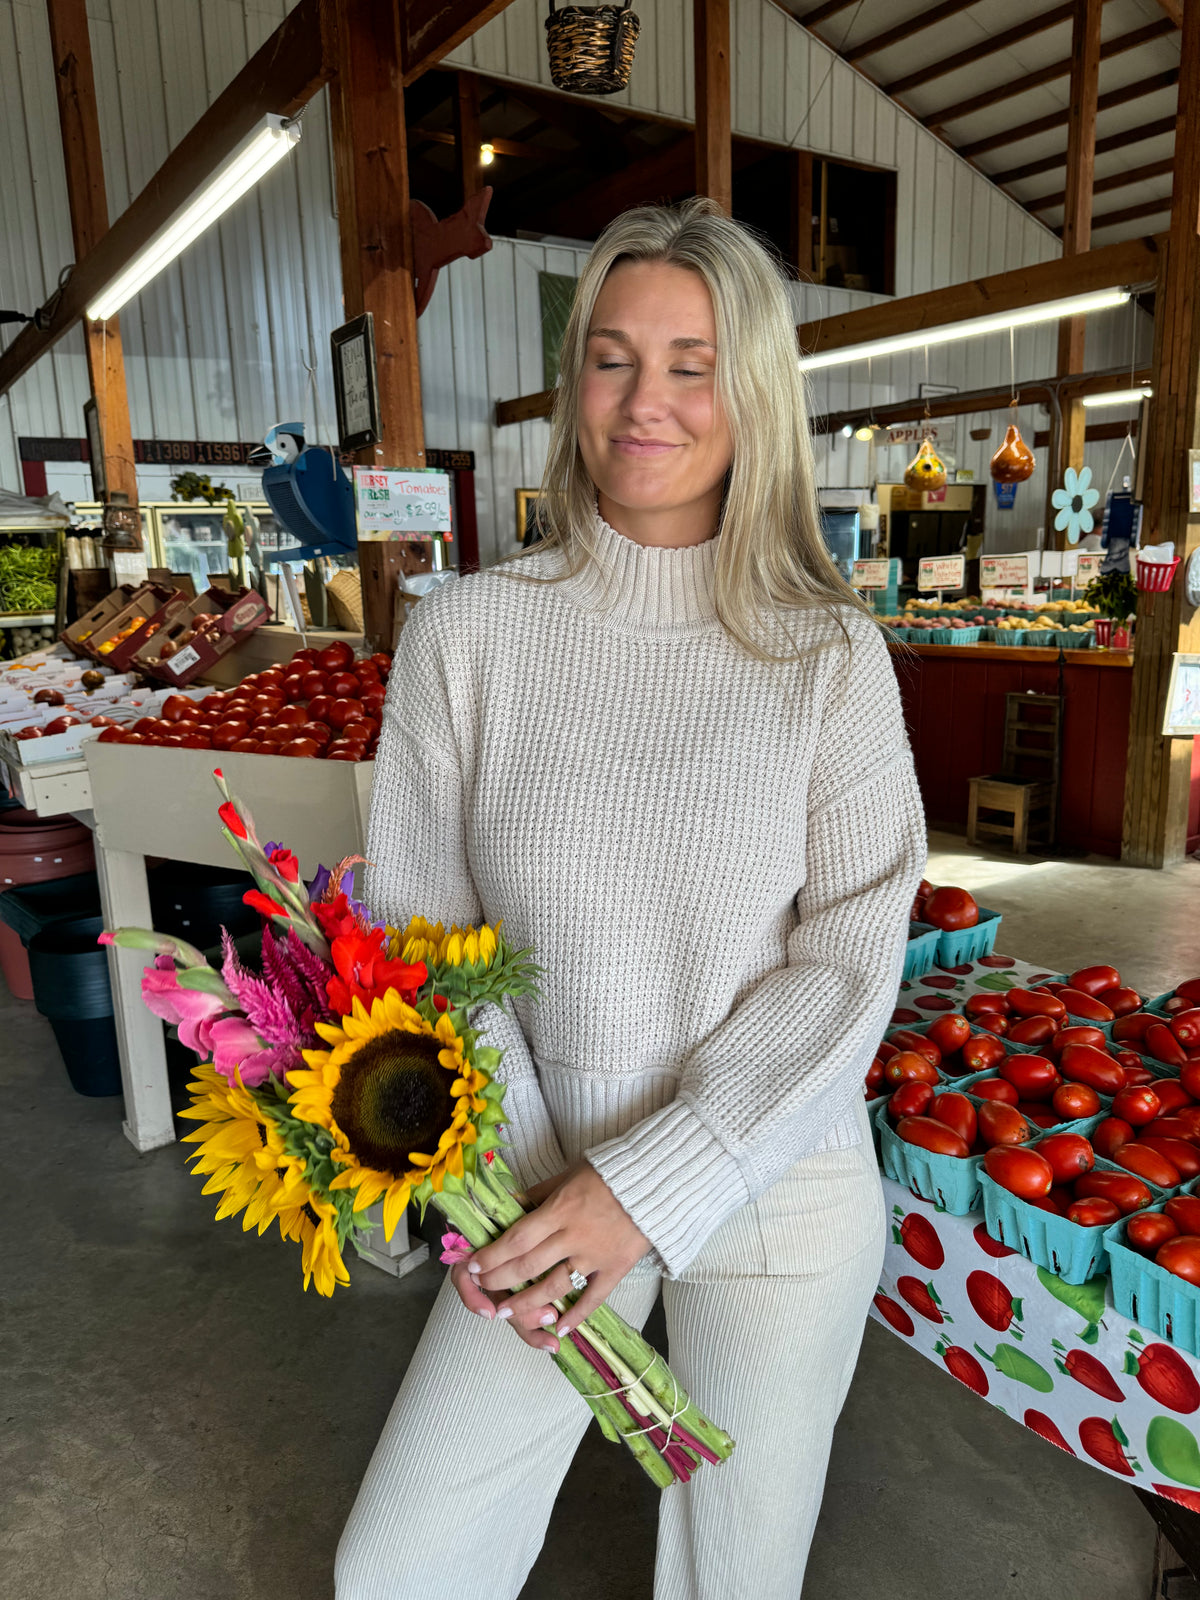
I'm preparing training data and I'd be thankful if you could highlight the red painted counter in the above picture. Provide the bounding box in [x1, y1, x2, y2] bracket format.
[889, 643, 1146, 858]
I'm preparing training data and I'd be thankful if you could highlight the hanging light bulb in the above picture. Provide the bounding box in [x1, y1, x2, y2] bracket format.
[480, 142, 496, 166]
[840, 423, 854, 438]
[904, 438, 946, 491]
[854, 422, 875, 442]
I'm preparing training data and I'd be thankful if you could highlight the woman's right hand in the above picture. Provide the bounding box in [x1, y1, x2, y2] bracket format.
[451, 1173, 568, 1353]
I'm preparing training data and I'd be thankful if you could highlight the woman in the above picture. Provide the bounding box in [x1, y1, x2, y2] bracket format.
[336, 198, 926, 1599]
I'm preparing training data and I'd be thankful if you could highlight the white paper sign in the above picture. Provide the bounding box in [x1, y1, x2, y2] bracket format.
[1164, 654, 1200, 737]
[917, 554, 966, 592]
[981, 554, 1030, 589]
[1076, 552, 1103, 582]
[354, 468, 452, 539]
[850, 558, 893, 590]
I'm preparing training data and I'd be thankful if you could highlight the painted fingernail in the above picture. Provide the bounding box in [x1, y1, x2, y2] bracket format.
[540, 1311, 556, 1326]
[556, 1323, 571, 1337]
[497, 1305, 513, 1319]
[477, 1306, 494, 1320]
[545, 1340, 559, 1354]
[467, 1261, 482, 1275]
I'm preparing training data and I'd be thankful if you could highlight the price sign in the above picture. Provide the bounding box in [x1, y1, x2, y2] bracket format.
[980, 554, 1030, 589]
[917, 554, 965, 592]
[850, 558, 893, 590]
[1163, 654, 1200, 737]
[1075, 552, 1102, 583]
[353, 468, 453, 540]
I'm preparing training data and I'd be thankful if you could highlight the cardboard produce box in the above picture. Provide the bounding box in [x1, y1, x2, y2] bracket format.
[60, 585, 140, 658]
[131, 585, 272, 687]
[80, 582, 185, 671]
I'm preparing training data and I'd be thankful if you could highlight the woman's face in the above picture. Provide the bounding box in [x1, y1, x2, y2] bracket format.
[577, 259, 733, 539]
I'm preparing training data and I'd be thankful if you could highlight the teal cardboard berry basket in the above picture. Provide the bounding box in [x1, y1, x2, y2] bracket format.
[903, 920, 941, 981]
[1105, 1179, 1200, 1356]
[926, 626, 984, 646]
[872, 1094, 983, 1214]
[934, 909, 1001, 966]
[992, 629, 1028, 646]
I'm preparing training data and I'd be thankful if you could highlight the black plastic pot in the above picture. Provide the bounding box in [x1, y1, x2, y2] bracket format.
[48, 1016, 123, 1096]
[28, 917, 121, 1097]
[149, 861, 260, 947]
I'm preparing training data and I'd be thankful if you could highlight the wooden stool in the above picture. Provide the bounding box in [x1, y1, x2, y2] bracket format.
[967, 692, 1062, 854]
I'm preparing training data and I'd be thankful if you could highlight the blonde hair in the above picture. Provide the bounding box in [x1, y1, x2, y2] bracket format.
[501, 197, 875, 661]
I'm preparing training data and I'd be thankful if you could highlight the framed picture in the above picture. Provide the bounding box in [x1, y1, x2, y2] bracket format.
[1163, 653, 1200, 738]
[83, 398, 106, 500]
[330, 313, 381, 453]
[515, 488, 545, 548]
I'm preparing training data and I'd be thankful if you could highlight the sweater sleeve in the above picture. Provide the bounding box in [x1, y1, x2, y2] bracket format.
[585, 621, 927, 1276]
[364, 595, 567, 1193]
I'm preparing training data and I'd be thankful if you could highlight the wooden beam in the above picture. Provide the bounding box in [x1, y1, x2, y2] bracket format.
[794, 149, 814, 278]
[496, 388, 555, 426]
[992, 117, 1178, 187]
[401, 0, 518, 86]
[452, 72, 482, 206]
[695, 0, 732, 212]
[413, 125, 550, 163]
[797, 233, 1161, 357]
[0, 0, 334, 399]
[45, 0, 138, 515]
[845, 0, 980, 64]
[1049, 0, 1102, 550]
[1154, 0, 1183, 26]
[1033, 419, 1139, 447]
[793, 0, 859, 28]
[925, 18, 1174, 131]
[1028, 157, 1176, 213]
[959, 69, 1179, 159]
[1070, 194, 1174, 232]
[883, 4, 1075, 94]
[1123, 0, 1200, 868]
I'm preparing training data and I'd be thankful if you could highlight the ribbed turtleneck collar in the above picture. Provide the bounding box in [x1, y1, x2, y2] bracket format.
[553, 507, 720, 637]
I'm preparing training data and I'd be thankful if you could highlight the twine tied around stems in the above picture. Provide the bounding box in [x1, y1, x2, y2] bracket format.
[580, 1350, 688, 1441]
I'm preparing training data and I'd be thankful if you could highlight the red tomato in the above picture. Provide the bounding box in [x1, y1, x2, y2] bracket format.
[931, 1092, 977, 1146]
[926, 1015, 972, 1055]
[255, 726, 293, 746]
[1172, 1105, 1200, 1137]
[1050, 1030, 1109, 1062]
[1093, 1117, 1135, 1159]
[1111, 1086, 1162, 1126]
[1059, 1043, 1126, 1095]
[1008, 988, 1067, 1021]
[325, 748, 363, 761]
[1156, 1080, 1197, 1114]
[887, 1081, 935, 1121]
[883, 1051, 941, 1088]
[973, 1078, 1019, 1105]
[984, 1146, 1053, 1199]
[249, 694, 284, 718]
[326, 671, 359, 699]
[975, 1013, 1010, 1037]
[865, 1059, 885, 1096]
[965, 993, 1009, 1018]
[896, 1116, 969, 1159]
[1069, 964, 1122, 997]
[369, 651, 393, 672]
[921, 886, 979, 930]
[1037, 1132, 1095, 1185]
[14, 726, 42, 740]
[43, 716, 82, 735]
[1067, 1198, 1121, 1228]
[299, 671, 329, 701]
[877, 1041, 899, 1063]
[96, 725, 124, 743]
[961, 1035, 1006, 1074]
[1030, 1193, 1065, 1215]
[269, 704, 307, 727]
[1117, 1055, 1154, 1084]
[1099, 986, 1143, 1017]
[89, 716, 118, 728]
[305, 694, 335, 725]
[1052, 1082, 1102, 1120]
[281, 674, 308, 703]
[1156, 1237, 1200, 1284]
[289, 648, 319, 667]
[1007, 1015, 1060, 1048]
[1057, 988, 1115, 1023]
[887, 1029, 939, 1063]
[359, 685, 387, 717]
[1127, 1212, 1179, 1255]
[178, 731, 211, 749]
[120, 731, 145, 744]
[1020, 1104, 1058, 1129]
[1117, 1144, 1181, 1189]
[1113, 1013, 1154, 1042]
[998, 1054, 1060, 1101]
[281, 738, 321, 758]
[1172, 1010, 1200, 1049]
[1179, 978, 1200, 1004]
[230, 737, 259, 754]
[1076, 1170, 1153, 1214]
[317, 641, 355, 672]
[1140, 1138, 1200, 1181]
[326, 698, 363, 731]
[340, 717, 377, 743]
[977, 1101, 1032, 1148]
[161, 694, 194, 723]
[1145, 1022, 1188, 1068]
[297, 721, 333, 747]
[1164, 1195, 1200, 1234]
[210, 722, 251, 750]
[1141, 1118, 1200, 1145]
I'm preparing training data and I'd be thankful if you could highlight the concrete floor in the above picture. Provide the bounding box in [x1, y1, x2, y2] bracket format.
[4, 830, 1199, 1599]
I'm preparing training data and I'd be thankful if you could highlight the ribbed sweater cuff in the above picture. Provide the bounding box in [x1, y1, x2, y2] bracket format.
[498, 1077, 568, 1194]
[585, 1097, 751, 1277]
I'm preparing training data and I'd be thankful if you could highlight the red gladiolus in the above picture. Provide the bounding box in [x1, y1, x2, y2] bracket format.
[244, 888, 290, 920]
[433, 993, 449, 1013]
[266, 844, 300, 883]
[326, 926, 426, 1015]
[218, 800, 248, 839]
[312, 893, 363, 943]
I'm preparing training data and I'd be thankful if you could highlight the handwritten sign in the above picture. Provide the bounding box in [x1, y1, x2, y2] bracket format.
[354, 468, 453, 540]
[918, 554, 965, 592]
[1163, 654, 1200, 737]
[981, 554, 1030, 589]
[851, 559, 893, 590]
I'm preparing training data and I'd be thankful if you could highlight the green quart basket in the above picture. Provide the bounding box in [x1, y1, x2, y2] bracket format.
[1051, 629, 1093, 650]
[873, 1095, 984, 1214]
[934, 908, 1001, 966]
[992, 629, 1028, 646]
[1106, 1179, 1200, 1356]
[926, 626, 983, 646]
[903, 920, 942, 981]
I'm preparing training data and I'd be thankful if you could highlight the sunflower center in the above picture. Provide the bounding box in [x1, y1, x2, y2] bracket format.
[330, 1030, 456, 1174]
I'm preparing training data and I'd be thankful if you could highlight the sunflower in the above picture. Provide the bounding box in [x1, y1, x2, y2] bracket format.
[288, 988, 490, 1241]
[298, 1195, 351, 1297]
[393, 916, 499, 971]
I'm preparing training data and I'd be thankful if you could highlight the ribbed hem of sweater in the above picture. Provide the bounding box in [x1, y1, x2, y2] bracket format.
[550, 507, 721, 637]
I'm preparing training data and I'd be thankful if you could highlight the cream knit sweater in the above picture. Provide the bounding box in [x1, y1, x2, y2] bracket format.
[365, 511, 927, 1277]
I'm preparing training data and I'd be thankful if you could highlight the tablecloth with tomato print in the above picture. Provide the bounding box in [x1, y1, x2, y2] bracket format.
[870, 952, 1200, 1509]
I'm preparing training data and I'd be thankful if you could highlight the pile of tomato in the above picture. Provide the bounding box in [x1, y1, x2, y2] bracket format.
[92, 640, 392, 762]
[1125, 1194, 1200, 1283]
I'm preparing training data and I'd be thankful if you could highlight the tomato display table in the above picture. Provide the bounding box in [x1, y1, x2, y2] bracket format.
[873, 954, 1200, 1509]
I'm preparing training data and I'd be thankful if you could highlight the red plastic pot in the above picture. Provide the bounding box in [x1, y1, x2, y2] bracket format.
[0, 919, 33, 999]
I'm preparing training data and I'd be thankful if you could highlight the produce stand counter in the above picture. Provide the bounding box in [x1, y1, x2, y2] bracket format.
[875, 956, 1200, 1512]
[889, 640, 1200, 858]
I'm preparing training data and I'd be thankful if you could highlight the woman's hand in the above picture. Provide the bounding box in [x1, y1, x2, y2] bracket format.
[451, 1162, 650, 1354]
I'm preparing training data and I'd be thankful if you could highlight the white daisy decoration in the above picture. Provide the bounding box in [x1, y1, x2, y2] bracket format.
[1051, 465, 1101, 545]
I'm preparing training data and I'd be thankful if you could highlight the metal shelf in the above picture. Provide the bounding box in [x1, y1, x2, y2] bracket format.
[0, 612, 56, 627]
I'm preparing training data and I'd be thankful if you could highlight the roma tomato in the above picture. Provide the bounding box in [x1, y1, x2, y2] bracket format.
[1052, 1082, 1102, 1120]
[1178, 978, 1200, 1004]
[1008, 988, 1067, 1021]
[926, 1014, 972, 1055]
[1058, 989, 1116, 1023]
[1007, 1015, 1060, 1048]
[1099, 987, 1143, 1017]
[1164, 1195, 1200, 1235]
[921, 886, 979, 930]
[877, 1041, 899, 1063]
[1037, 1132, 1095, 1184]
[1117, 1055, 1154, 1084]
[1142, 1118, 1200, 1144]
[977, 1101, 1032, 1148]
[965, 993, 1009, 1018]
[1067, 1198, 1121, 1228]
[1116, 1144, 1181, 1189]
[1145, 1023, 1188, 1069]
[889, 1030, 942, 1067]
[1059, 1043, 1126, 1095]
[887, 1081, 935, 1121]
[896, 1116, 970, 1159]
[1156, 1237, 1200, 1285]
[961, 1035, 1006, 1074]
[975, 1013, 1010, 1037]
[1127, 1212, 1180, 1256]
[999, 1054, 1060, 1101]
[1155, 1080, 1197, 1114]
[931, 1092, 977, 1147]
[865, 1059, 885, 1096]
[1172, 1010, 1200, 1049]
[1076, 1170, 1154, 1215]
[983, 1146, 1053, 1199]
[1049, 1025, 1107, 1055]
[973, 1078, 1019, 1105]
[883, 1051, 941, 1088]
[1113, 1013, 1154, 1042]
[1144, 1139, 1200, 1181]
[1068, 964, 1122, 997]
[1111, 1086, 1162, 1126]
[1180, 1063, 1200, 1102]
[1020, 1104, 1058, 1129]
[1093, 1117, 1135, 1158]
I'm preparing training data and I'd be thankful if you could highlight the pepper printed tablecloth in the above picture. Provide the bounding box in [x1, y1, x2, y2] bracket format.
[869, 952, 1200, 1508]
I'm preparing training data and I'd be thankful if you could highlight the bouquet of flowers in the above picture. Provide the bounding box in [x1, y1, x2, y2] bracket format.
[103, 771, 734, 1487]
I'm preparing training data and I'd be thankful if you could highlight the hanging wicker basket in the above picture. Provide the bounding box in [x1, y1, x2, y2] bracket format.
[545, 0, 640, 95]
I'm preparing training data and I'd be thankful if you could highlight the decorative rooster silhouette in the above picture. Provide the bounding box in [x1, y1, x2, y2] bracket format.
[411, 187, 494, 315]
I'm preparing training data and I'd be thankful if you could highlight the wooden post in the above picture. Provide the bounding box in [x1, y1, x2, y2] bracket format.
[794, 150, 814, 278]
[1047, 0, 1102, 548]
[330, 0, 430, 649]
[1122, 0, 1200, 868]
[46, 0, 139, 520]
[694, 0, 731, 212]
[453, 71, 482, 207]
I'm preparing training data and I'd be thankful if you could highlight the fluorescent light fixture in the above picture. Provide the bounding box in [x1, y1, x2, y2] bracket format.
[798, 288, 1130, 373]
[480, 142, 496, 166]
[87, 114, 301, 321]
[1081, 386, 1152, 408]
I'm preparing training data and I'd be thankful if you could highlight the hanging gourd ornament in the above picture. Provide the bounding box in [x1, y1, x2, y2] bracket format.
[904, 438, 947, 491]
[990, 424, 1035, 483]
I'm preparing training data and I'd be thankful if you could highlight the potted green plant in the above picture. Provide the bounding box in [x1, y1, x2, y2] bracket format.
[1083, 571, 1137, 647]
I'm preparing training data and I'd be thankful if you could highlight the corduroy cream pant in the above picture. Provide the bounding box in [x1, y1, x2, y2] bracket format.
[335, 1097, 886, 1600]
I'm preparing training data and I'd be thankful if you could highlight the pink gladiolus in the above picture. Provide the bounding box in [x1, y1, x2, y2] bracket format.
[141, 954, 224, 1051]
[439, 1231, 473, 1265]
[202, 1015, 277, 1088]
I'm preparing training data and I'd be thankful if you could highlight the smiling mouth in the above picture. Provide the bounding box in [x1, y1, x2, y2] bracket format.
[611, 438, 679, 454]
